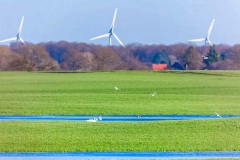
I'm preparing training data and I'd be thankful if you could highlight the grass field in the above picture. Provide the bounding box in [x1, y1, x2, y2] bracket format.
[0, 119, 239, 152]
[0, 71, 240, 152]
[0, 70, 240, 115]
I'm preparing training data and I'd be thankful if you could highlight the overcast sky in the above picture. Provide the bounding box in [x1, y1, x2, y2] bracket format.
[0, 0, 240, 46]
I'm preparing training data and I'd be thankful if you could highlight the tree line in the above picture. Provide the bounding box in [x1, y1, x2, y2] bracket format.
[0, 41, 240, 71]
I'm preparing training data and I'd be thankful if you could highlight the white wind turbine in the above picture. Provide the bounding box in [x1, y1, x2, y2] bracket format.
[90, 8, 125, 48]
[188, 19, 215, 46]
[0, 16, 25, 44]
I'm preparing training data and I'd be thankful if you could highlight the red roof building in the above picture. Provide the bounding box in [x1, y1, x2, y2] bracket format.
[152, 64, 167, 71]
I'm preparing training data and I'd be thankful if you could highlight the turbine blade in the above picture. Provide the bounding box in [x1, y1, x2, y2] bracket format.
[207, 19, 215, 38]
[19, 37, 25, 44]
[113, 33, 125, 47]
[188, 38, 206, 42]
[18, 16, 24, 35]
[0, 37, 17, 43]
[90, 33, 110, 40]
[208, 39, 213, 46]
[111, 8, 117, 32]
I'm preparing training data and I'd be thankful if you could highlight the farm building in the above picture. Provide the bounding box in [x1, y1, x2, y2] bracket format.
[152, 64, 167, 71]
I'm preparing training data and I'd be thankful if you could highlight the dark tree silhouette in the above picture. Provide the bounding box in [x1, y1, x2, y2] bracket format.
[0, 42, 239, 71]
[204, 45, 219, 67]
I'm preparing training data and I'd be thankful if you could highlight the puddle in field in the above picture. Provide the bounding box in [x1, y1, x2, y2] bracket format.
[0, 152, 240, 160]
[0, 114, 239, 122]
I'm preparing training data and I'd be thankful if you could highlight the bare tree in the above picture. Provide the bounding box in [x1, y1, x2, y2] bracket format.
[211, 59, 237, 70]
[123, 57, 149, 70]
[228, 45, 240, 69]
[16, 44, 59, 71]
[0, 46, 23, 71]
[93, 47, 121, 70]
[183, 46, 204, 70]
[61, 48, 94, 71]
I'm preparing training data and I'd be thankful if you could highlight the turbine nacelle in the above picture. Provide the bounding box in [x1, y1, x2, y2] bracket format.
[204, 37, 211, 45]
[108, 28, 113, 35]
[16, 33, 20, 41]
[90, 8, 125, 48]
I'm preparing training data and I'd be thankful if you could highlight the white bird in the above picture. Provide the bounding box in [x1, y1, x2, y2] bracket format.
[86, 118, 98, 122]
[86, 116, 102, 122]
[214, 111, 223, 118]
[151, 92, 157, 96]
[114, 86, 119, 91]
[0, 16, 25, 44]
[90, 8, 125, 47]
[188, 19, 215, 46]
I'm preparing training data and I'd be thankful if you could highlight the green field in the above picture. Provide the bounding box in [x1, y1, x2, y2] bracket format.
[0, 119, 240, 152]
[0, 71, 240, 152]
[0, 70, 240, 115]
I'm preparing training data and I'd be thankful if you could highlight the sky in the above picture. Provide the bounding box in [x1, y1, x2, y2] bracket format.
[0, 0, 240, 46]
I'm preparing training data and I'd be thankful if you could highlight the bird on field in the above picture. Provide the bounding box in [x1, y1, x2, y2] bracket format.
[114, 86, 119, 90]
[214, 111, 223, 118]
[151, 92, 157, 96]
[86, 116, 102, 122]
[86, 118, 98, 122]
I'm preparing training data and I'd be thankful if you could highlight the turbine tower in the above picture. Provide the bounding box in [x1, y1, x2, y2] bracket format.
[90, 8, 125, 48]
[188, 19, 215, 46]
[0, 16, 25, 44]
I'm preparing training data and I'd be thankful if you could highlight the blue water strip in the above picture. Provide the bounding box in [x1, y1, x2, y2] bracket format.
[0, 114, 239, 122]
[0, 152, 240, 158]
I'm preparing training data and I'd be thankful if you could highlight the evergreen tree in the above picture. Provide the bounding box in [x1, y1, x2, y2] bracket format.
[220, 52, 226, 61]
[152, 49, 171, 67]
[152, 52, 161, 64]
[204, 45, 219, 66]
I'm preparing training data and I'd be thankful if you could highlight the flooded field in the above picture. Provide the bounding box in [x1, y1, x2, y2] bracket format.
[0, 152, 240, 160]
[0, 114, 239, 122]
